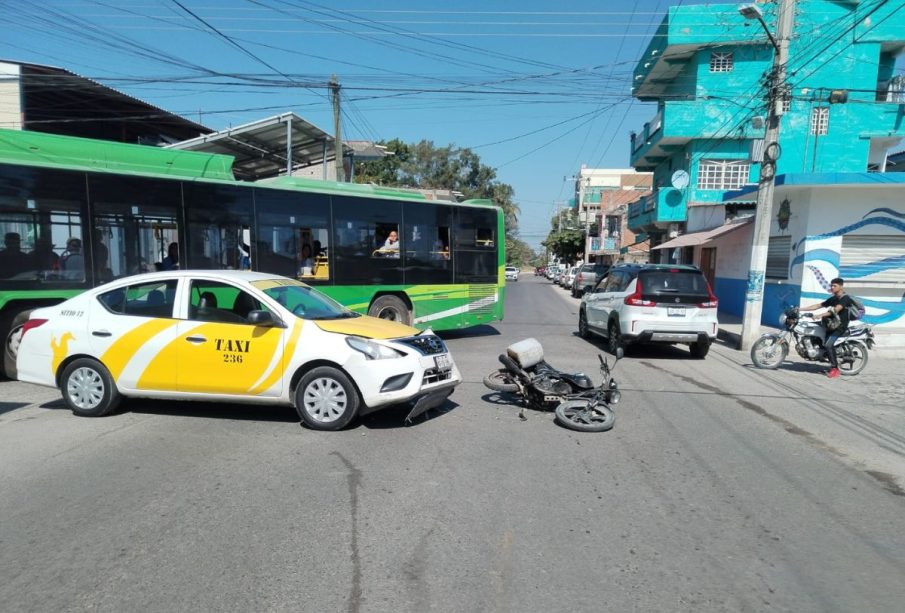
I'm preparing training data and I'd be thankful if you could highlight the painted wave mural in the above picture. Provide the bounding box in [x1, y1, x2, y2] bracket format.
[790, 209, 905, 325]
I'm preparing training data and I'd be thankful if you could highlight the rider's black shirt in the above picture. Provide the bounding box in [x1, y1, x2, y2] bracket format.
[821, 293, 855, 333]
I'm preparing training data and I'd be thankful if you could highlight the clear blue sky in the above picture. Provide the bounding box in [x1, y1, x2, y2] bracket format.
[3, 0, 714, 249]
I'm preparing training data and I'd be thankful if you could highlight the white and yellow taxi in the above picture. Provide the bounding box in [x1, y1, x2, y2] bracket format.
[16, 270, 461, 430]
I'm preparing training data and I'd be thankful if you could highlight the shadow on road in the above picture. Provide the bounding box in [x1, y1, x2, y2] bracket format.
[0, 401, 31, 415]
[437, 325, 500, 340]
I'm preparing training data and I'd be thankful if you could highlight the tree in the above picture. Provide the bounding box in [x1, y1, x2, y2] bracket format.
[354, 139, 522, 254]
[542, 209, 584, 264]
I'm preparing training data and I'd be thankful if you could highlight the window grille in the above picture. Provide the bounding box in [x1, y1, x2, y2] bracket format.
[710, 51, 734, 73]
[781, 97, 791, 113]
[696, 160, 751, 190]
[810, 107, 829, 135]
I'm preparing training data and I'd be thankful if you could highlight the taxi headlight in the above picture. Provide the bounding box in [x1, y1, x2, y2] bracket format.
[346, 336, 404, 360]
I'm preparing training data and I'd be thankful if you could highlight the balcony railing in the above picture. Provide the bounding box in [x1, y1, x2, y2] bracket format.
[630, 109, 663, 153]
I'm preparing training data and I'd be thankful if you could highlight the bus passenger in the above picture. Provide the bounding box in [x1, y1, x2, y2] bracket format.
[61, 237, 85, 280]
[160, 242, 179, 270]
[382, 230, 400, 257]
[299, 244, 314, 276]
[30, 236, 60, 272]
[0, 232, 31, 278]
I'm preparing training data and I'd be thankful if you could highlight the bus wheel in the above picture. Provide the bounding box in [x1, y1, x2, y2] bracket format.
[3, 312, 30, 380]
[368, 295, 412, 326]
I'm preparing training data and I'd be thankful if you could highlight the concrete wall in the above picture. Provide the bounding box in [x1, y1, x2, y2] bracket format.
[0, 63, 22, 131]
[712, 182, 905, 330]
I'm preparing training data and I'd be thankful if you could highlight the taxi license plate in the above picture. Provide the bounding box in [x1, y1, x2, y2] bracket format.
[434, 354, 452, 371]
[667, 306, 686, 317]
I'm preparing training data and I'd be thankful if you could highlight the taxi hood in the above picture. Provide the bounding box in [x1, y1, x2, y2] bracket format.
[315, 315, 419, 339]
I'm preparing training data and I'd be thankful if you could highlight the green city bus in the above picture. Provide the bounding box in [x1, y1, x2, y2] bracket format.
[0, 129, 505, 378]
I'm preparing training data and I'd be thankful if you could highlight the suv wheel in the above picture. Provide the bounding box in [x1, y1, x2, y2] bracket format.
[690, 339, 710, 359]
[578, 309, 590, 339]
[607, 321, 623, 355]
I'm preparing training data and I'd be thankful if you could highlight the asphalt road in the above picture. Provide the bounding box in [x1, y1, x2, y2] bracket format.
[2, 276, 904, 612]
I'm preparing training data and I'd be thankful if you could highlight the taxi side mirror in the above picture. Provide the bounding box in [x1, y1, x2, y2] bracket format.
[248, 310, 279, 327]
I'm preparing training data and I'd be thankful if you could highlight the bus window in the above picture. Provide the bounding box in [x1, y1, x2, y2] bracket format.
[89, 174, 182, 280]
[184, 184, 253, 271]
[254, 189, 331, 282]
[455, 207, 497, 283]
[332, 196, 402, 285]
[0, 165, 87, 286]
[403, 201, 452, 285]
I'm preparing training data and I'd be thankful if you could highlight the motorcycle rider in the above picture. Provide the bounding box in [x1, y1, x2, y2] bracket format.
[799, 277, 855, 378]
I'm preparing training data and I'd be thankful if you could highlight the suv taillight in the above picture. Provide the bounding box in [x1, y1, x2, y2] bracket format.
[698, 281, 719, 308]
[20, 318, 48, 340]
[624, 278, 655, 306]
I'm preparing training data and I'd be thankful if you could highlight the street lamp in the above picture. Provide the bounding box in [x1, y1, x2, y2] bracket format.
[738, 3, 779, 50]
[738, 0, 796, 351]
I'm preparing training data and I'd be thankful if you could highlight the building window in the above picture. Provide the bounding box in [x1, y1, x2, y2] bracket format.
[810, 107, 829, 135]
[696, 160, 751, 190]
[710, 51, 734, 73]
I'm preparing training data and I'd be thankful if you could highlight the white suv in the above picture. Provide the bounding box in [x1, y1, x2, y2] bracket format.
[578, 264, 718, 358]
[505, 265, 520, 281]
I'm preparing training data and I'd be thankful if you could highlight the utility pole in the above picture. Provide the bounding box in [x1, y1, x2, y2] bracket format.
[739, 0, 796, 351]
[329, 75, 345, 182]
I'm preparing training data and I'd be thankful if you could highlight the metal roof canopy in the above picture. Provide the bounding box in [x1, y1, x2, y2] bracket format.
[3, 60, 211, 144]
[165, 112, 349, 181]
[652, 217, 753, 250]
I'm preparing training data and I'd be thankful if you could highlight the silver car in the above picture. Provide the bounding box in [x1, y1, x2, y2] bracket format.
[578, 264, 719, 358]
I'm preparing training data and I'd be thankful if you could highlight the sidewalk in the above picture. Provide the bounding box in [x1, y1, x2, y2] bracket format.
[717, 310, 905, 359]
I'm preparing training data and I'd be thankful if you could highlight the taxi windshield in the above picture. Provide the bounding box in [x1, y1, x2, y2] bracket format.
[251, 279, 360, 321]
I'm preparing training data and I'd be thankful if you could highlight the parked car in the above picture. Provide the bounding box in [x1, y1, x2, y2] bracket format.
[552, 265, 565, 284]
[563, 266, 579, 289]
[571, 263, 610, 298]
[578, 264, 718, 358]
[505, 265, 520, 281]
[534, 266, 546, 276]
[15, 270, 461, 430]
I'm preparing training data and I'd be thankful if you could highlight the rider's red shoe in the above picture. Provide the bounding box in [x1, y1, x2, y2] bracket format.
[827, 367, 840, 379]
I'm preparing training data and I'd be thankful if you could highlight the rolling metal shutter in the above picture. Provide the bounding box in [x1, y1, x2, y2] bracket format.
[766, 235, 791, 279]
[841, 235, 905, 284]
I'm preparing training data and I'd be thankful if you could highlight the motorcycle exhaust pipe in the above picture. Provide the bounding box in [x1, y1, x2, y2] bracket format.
[499, 353, 528, 379]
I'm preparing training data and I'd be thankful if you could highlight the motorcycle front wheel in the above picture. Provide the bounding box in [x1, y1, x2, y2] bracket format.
[836, 340, 868, 376]
[750, 335, 788, 369]
[483, 368, 519, 392]
[554, 399, 615, 433]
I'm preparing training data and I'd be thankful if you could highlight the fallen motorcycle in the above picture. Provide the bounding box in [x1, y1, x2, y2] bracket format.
[750, 306, 875, 375]
[483, 338, 622, 432]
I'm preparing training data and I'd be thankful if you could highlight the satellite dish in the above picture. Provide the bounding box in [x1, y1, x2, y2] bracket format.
[670, 170, 689, 190]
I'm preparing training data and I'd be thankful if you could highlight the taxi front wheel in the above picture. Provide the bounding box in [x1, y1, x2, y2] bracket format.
[61, 358, 122, 417]
[295, 367, 360, 431]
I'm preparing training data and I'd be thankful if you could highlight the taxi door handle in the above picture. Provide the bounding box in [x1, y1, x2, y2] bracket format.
[92, 330, 112, 337]
[185, 335, 207, 344]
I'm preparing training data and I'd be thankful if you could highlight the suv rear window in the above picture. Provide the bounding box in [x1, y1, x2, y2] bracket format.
[638, 269, 710, 304]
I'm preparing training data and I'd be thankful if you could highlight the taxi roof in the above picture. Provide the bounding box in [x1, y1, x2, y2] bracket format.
[101, 269, 294, 286]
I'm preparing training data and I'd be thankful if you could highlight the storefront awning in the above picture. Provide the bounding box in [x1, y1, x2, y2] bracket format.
[652, 217, 752, 250]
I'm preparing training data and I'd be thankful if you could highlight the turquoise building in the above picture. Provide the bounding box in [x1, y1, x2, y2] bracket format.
[627, 0, 905, 245]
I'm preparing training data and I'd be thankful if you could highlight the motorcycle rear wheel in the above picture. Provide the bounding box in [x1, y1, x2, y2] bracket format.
[554, 399, 615, 433]
[483, 369, 519, 392]
[836, 340, 868, 376]
[750, 335, 788, 369]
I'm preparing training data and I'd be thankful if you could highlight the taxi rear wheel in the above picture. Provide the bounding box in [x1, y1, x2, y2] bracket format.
[61, 358, 121, 417]
[295, 367, 360, 431]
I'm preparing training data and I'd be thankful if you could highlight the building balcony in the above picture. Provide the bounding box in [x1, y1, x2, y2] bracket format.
[630, 100, 763, 170]
[626, 188, 687, 233]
